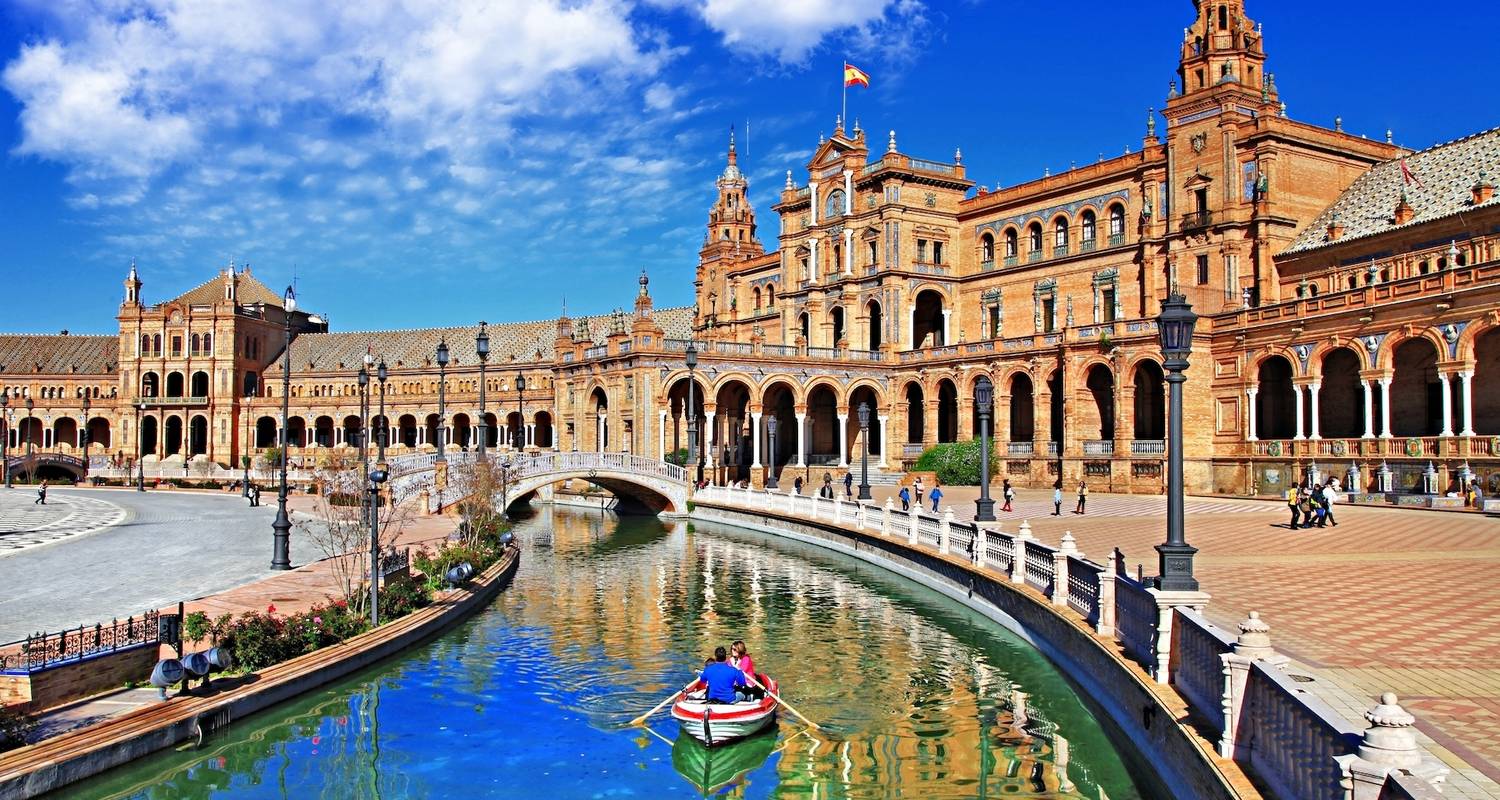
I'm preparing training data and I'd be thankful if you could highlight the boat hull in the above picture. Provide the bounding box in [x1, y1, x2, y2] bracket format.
[670, 677, 779, 748]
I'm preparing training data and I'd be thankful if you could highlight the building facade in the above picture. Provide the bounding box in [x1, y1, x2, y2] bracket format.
[4, 1, 1499, 497]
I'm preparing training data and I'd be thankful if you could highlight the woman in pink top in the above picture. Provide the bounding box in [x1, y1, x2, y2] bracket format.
[730, 641, 763, 699]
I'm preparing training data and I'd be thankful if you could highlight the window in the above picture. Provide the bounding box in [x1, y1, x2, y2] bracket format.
[1108, 205, 1125, 238]
[191, 334, 201, 354]
[916, 239, 928, 263]
[1054, 218, 1069, 250]
[203, 333, 211, 354]
[1196, 254, 1210, 285]
[140, 334, 150, 355]
[171, 336, 182, 357]
[800, 257, 809, 280]
[1218, 5, 1228, 29]
[825, 189, 846, 219]
[153, 334, 162, 355]
[933, 241, 944, 264]
[1042, 298, 1056, 333]
[981, 233, 995, 262]
[868, 241, 878, 265]
[1195, 188, 1209, 214]
[987, 305, 1001, 338]
[1101, 288, 1117, 322]
[753, 288, 762, 309]
[1081, 211, 1097, 244]
[767, 285, 776, 306]
[1028, 223, 1043, 253]
[1224, 255, 1239, 302]
[1004, 229, 1018, 258]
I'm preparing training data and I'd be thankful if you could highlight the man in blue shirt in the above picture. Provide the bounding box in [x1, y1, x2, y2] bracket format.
[700, 646, 746, 704]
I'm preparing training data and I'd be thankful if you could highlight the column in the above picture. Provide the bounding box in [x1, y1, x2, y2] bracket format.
[751, 412, 763, 468]
[837, 414, 849, 467]
[810, 183, 818, 226]
[842, 228, 853, 275]
[1460, 371, 1476, 436]
[705, 411, 717, 468]
[843, 169, 852, 213]
[941, 309, 952, 345]
[526, 423, 535, 447]
[1362, 381, 1374, 438]
[1245, 387, 1258, 441]
[1439, 372, 1454, 436]
[808, 238, 819, 284]
[795, 412, 807, 466]
[1292, 384, 1305, 440]
[1309, 382, 1322, 440]
[877, 415, 889, 467]
[597, 413, 605, 451]
[658, 410, 667, 459]
[1379, 377, 1393, 438]
[908, 304, 916, 349]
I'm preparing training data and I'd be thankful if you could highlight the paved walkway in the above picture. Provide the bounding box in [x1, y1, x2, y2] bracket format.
[0, 490, 128, 554]
[825, 482, 1500, 798]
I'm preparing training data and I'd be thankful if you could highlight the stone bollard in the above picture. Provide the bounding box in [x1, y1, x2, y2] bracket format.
[975, 526, 989, 569]
[1217, 611, 1289, 759]
[1095, 548, 1119, 637]
[1052, 532, 1079, 607]
[908, 505, 920, 546]
[1011, 521, 1032, 585]
[939, 509, 953, 554]
[419, 488, 431, 516]
[834, 496, 843, 524]
[1336, 693, 1449, 799]
[882, 498, 894, 537]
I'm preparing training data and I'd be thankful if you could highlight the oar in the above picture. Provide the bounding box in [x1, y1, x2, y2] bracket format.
[745, 673, 820, 731]
[630, 678, 699, 726]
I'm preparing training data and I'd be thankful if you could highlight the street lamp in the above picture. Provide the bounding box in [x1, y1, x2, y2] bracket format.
[242, 388, 252, 497]
[974, 376, 996, 521]
[515, 373, 526, 451]
[80, 395, 91, 478]
[0, 390, 9, 488]
[1155, 292, 1200, 592]
[476, 323, 490, 459]
[271, 284, 296, 571]
[135, 403, 145, 491]
[685, 343, 701, 485]
[766, 415, 779, 489]
[358, 364, 370, 467]
[24, 398, 34, 475]
[368, 467, 388, 626]
[435, 338, 449, 463]
[857, 402, 872, 500]
[376, 359, 388, 463]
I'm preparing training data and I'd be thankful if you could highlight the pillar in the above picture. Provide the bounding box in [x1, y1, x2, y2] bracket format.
[1460, 371, 1476, 436]
[877, 415, 889, 468]
[810, 182, 818, 226]
[1245, 387, 1258, 441]
[658, 409, 667, 458]
[1292, 384, 1306, 440]
[597, 413, 605, 451]
[1309, 382, 1322, 440]
[1362, 381, 1374, 439]
[837, 414, 849, 467]
[751, 412, 763, 468]
[795, 412, 807, 467]
[808, 238, 819, 285]
[1379, 377, 1393, 438]
[941, 309, 952, 345]
[843, 228, 853, 275]
[705, 410, 717, 468]
[1439, 372, 1454, 437]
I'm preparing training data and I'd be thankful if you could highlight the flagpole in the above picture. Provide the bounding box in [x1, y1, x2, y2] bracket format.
[842, 60, 848, 130]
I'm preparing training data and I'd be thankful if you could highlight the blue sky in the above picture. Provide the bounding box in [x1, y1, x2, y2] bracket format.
[0, 0, 1494, 335]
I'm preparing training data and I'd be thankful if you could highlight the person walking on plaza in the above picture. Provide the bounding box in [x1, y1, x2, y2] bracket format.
[1319, 479, 1338, 527]
[1297, 483, 1314, 529]
[1002, 479, 1015, 512]
[913, 476, 924, 507]
[821, 471, 834, 499]
[35, 480, 47, 505]
[1074, 481, 1088, 514]
[793, 475, 803, 495]
[930, 483, 943, 512]
[1052, 484, 1062, 516]
[1310, 483, 1328, 528]
[898, 485, 911, 511]
[1286, 484, 1301, 529]
[843, 470, 853, 498]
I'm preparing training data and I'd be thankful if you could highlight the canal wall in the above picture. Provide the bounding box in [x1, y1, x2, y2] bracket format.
[692, 488, 1449, 800]
[0, 547, 521, 800]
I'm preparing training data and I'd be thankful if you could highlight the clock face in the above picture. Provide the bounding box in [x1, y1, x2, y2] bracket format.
[170, 310, 183, 324]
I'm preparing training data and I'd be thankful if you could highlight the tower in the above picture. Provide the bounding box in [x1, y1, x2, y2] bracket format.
[699, 128, 763, 264]
[1172, 0, 1276, 112]
[123, 260, 142, 307]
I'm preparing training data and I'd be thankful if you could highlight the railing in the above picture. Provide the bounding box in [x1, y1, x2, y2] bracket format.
[1003, 255, 1019, 267]
[0, 611, 161, 673]
[1131, 440, 1166, 455]
[807, 347, 839, 359]
[87, 463, 320, 483]
[1242, 661, 1361, 800]
[1114, 571, 1158, 668]
[762, 344, 796, 357]
[1007, 441, 1035, 456]
[716, 342, 753, 356]
[379, 546, 411, 578]
[1027, 251, 1044, 263]
[916, 512, 942, 548]
[134, 395, 210, 408]
[1046, 441, 1059, 456]
[846, 349, 883, 362]
[1170, 610, 1237, 736]
[617, 340, 632, 354]
[1180, 210, 1214, 230]
[908, 158, 957, 176]
[1054, 244, 1069, 257]
[1067, 556, 1102, 626]
[1023, 540, 1054, 594]
[1080, 238, 1097, 253]
[1108, 232, 1127, 247]
[1083, 440, 1115, 456]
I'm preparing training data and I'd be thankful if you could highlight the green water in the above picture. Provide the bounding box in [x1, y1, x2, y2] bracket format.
[57, 506, 1151, 798]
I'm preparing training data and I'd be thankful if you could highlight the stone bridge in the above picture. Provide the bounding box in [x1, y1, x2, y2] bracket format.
[386, 451, 691, 516]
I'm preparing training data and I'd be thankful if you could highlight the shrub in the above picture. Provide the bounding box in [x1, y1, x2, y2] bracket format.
[378, 579, 430, 621]
[913, 440, 998, 486]
[220, 601, 371, 672]
[0, 705, 36, 753]
[665, 448, 690, 466]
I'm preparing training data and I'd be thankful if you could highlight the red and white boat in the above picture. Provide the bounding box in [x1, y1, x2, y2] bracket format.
[670, 675, 779, 747]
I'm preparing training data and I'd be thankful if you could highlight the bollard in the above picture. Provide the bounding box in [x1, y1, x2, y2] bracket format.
[1052, 532, 1079, 607]
[1011, 521, 1032, 584]
[882, 498, 893, 537]
[939, 509, 952, 554]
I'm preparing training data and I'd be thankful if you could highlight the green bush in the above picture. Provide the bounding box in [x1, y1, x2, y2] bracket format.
[665, 448, 690, 466]
[220, 601, 372, 671]
[913, 440, 998, 486]
[378, 579, 430, 620]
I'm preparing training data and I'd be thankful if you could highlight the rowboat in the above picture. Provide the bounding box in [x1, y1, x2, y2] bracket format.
[669, 675, 779, 747]
[670, 727, 777, 794]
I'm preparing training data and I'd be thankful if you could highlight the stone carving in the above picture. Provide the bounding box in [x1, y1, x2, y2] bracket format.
[924, 192, 937, 208]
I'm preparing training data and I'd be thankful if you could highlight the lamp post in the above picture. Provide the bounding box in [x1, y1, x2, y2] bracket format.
[368, 467, 388, 626]
[515, 373, 526, 452]
[135, 402, 145, 491]
[1, 390, 9, 488]
[766, 415, 779, 489]
[24, 398, 34, 476]
[242, 390, 252, 497]
[1155, 292, 1200, 592]
[270, 284, 296, 572]
[376, 359, 388, 463]
[857, 402, 872, 500]
[974, 376, 996, 521]
[358, 364, 370, 467]
[80, 395, 91, 477]
[476, 322, 489, 460]
[435, 338, 449, 463]
[685, 343, 701, 485]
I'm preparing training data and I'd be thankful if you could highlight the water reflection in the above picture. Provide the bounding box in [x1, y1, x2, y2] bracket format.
[58, 505, 1145, 799]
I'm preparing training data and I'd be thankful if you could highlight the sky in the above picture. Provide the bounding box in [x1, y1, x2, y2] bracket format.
[0, 0, 1495, 335]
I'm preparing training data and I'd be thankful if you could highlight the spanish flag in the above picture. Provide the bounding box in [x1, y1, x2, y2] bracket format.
[844, 63, 870, 88]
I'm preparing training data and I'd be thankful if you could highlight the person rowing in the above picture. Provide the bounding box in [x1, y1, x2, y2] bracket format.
[699, 646, 747, 705]
[730, 641, 763, 701]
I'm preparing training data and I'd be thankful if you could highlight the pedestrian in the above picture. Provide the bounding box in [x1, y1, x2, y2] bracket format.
[1320, 479, 1338, 527]
[1002, 479, 1014, 512]
[1310, 484, 1328, 528]
[1285, 484, 1301, 529]
[898, 485, 911, 511]
[1472, 480, 1485, 510]
[821, 471, 833, 499]
[930, 483, 943, 512]
[35, 480, 47, 505]
[793, 475, 804, 495]
[1052, 484, 1062, 516]
[1074, 481, 1088, 514]
[1298, 484, 1315, 529]
[252, 484, 262, 507]
[843, 470, 853, 498]
[914, 476, 925, 506]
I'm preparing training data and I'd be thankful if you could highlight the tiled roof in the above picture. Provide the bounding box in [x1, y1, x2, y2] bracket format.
[1283, 127, 1500, 255]
[278, 307, 694, 374]
[165, 269, 284, 308]
[0, 335, 119, 375]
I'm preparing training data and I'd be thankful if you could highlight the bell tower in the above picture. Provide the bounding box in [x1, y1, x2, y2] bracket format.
[699, 128, 763, 264]
[1172, 1, 1276, 112]
[123, 259, 142, 307]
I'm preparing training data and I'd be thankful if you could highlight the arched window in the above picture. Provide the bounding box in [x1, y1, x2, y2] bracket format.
[753, 288, 762, 309]
[766, 285, 776, 307]
[1108, 204, 1126, 239]
[980, 233, 995, 263]
[1004, 229, 1018, 258]
[140, 334, 150, 355]
[825, 189, 846, 218]
[191, 334, 201, 354]
[1054, 217, 1069, 251]
[202, 333, 211, 354]
[1081, 211, 1097, 245]
[152, 334, 162, 354]
[1028, 222, 1043, 254]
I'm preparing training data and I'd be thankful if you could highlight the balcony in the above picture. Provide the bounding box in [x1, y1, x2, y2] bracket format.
[1130, 440, 1165, 456]
[1080, 239, 1097, 253]
[1054, 244, 1070, 257]
[135, 395, 209, 408]
[1006, 441, 1035, 456]
[1108, 232, 1127, 246]
[1003, 255, 1019, 268]
[1180, 210, 1214, 230]
[1027, 251, 1044, 263]
[1083, 440, 1115, 456]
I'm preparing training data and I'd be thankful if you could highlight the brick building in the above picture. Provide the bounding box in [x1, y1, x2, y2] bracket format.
[3, 1, 1498, 498]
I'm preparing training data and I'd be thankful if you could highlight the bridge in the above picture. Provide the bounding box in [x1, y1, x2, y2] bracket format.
[4, 453, 87, 482]
[386, 451, 691, 516]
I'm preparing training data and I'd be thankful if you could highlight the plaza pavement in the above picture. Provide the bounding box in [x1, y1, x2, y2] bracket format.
[823, 480, 1500, 798]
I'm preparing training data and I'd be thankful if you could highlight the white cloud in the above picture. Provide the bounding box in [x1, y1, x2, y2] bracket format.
[674, 0, 920, 63]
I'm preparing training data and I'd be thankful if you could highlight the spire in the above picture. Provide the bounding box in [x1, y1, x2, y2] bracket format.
[123, 258, 142, 306]
[718, 125, 743, 183]
[785, 170, 794, 190]
[887, 129, 897, 153]
[727, 125, 737, 165]
[635, 269, 654, 319]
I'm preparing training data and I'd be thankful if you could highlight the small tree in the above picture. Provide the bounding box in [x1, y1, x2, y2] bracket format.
[296, 465, 413, 621]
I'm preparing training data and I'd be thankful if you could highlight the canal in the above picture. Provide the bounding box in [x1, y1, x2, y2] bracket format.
[59, 506, 1152, 798]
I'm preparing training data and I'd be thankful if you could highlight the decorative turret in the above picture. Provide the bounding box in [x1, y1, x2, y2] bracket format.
[123, 259, 142, 306]
[223, 262, 240, 302]
[699, 127, 762, 263]
[634, 268, 654, 319]
[1171, 1, 1276, 114]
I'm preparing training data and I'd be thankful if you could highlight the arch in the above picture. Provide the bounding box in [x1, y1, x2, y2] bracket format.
[189, 371, 209, 398]
[1317, 348, 1364, 438]
[242, 371, 259, 398]
[189, 415, 208, 456]
[761, 380, 797, 475]
[533, 411, 553, 449]
[1391, 338, 1442, 436]
[1108, 203, 1126, 239]
[452, 413, 471, 449]
[87, 417, 111, 449]
[1004, 227, 1019, 259]
[712, 379, 753, 482]
[191, 333, 201, 354]
[665, 375, 708, 462]
[1027, 221, 1043, 254]
[1475, 328, 1500, 434]
[1053, 215, 1070, 252]
[1009, 372, 1034, 442]
[1080, 209, 1098, 246]
[141, 372, 160, 398]
[342, 415, 363, 448]
[866, 300, 882, 350]
[255, 416, 277, 449]
[752, 287, 762, 309]
[164, 415, 183, 457]
[591, 386, 611, 452]
[980, 232, 995, 262]
[286, 417, 307, 448]
[165, 372, 185, 398]
[806, 383, 839, 465]
[766, 285, 776, 307]
[1132, 360, 1165, 440]
[846, 384, 883, 462]
[53, 418, 78, 451]
[1082, 364, 1115, 440]
[202, 332, 211, 355]
[314, 415, 335, 447]
[1256, 356, 1297, 440]
[904, 381, 925, 444]
[398, 414, 418, 448]
[797, 312, 811, 342]
[912, 289, 946, 348]
[830, 306, 846, 345]
[936, 378, 959, 443]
